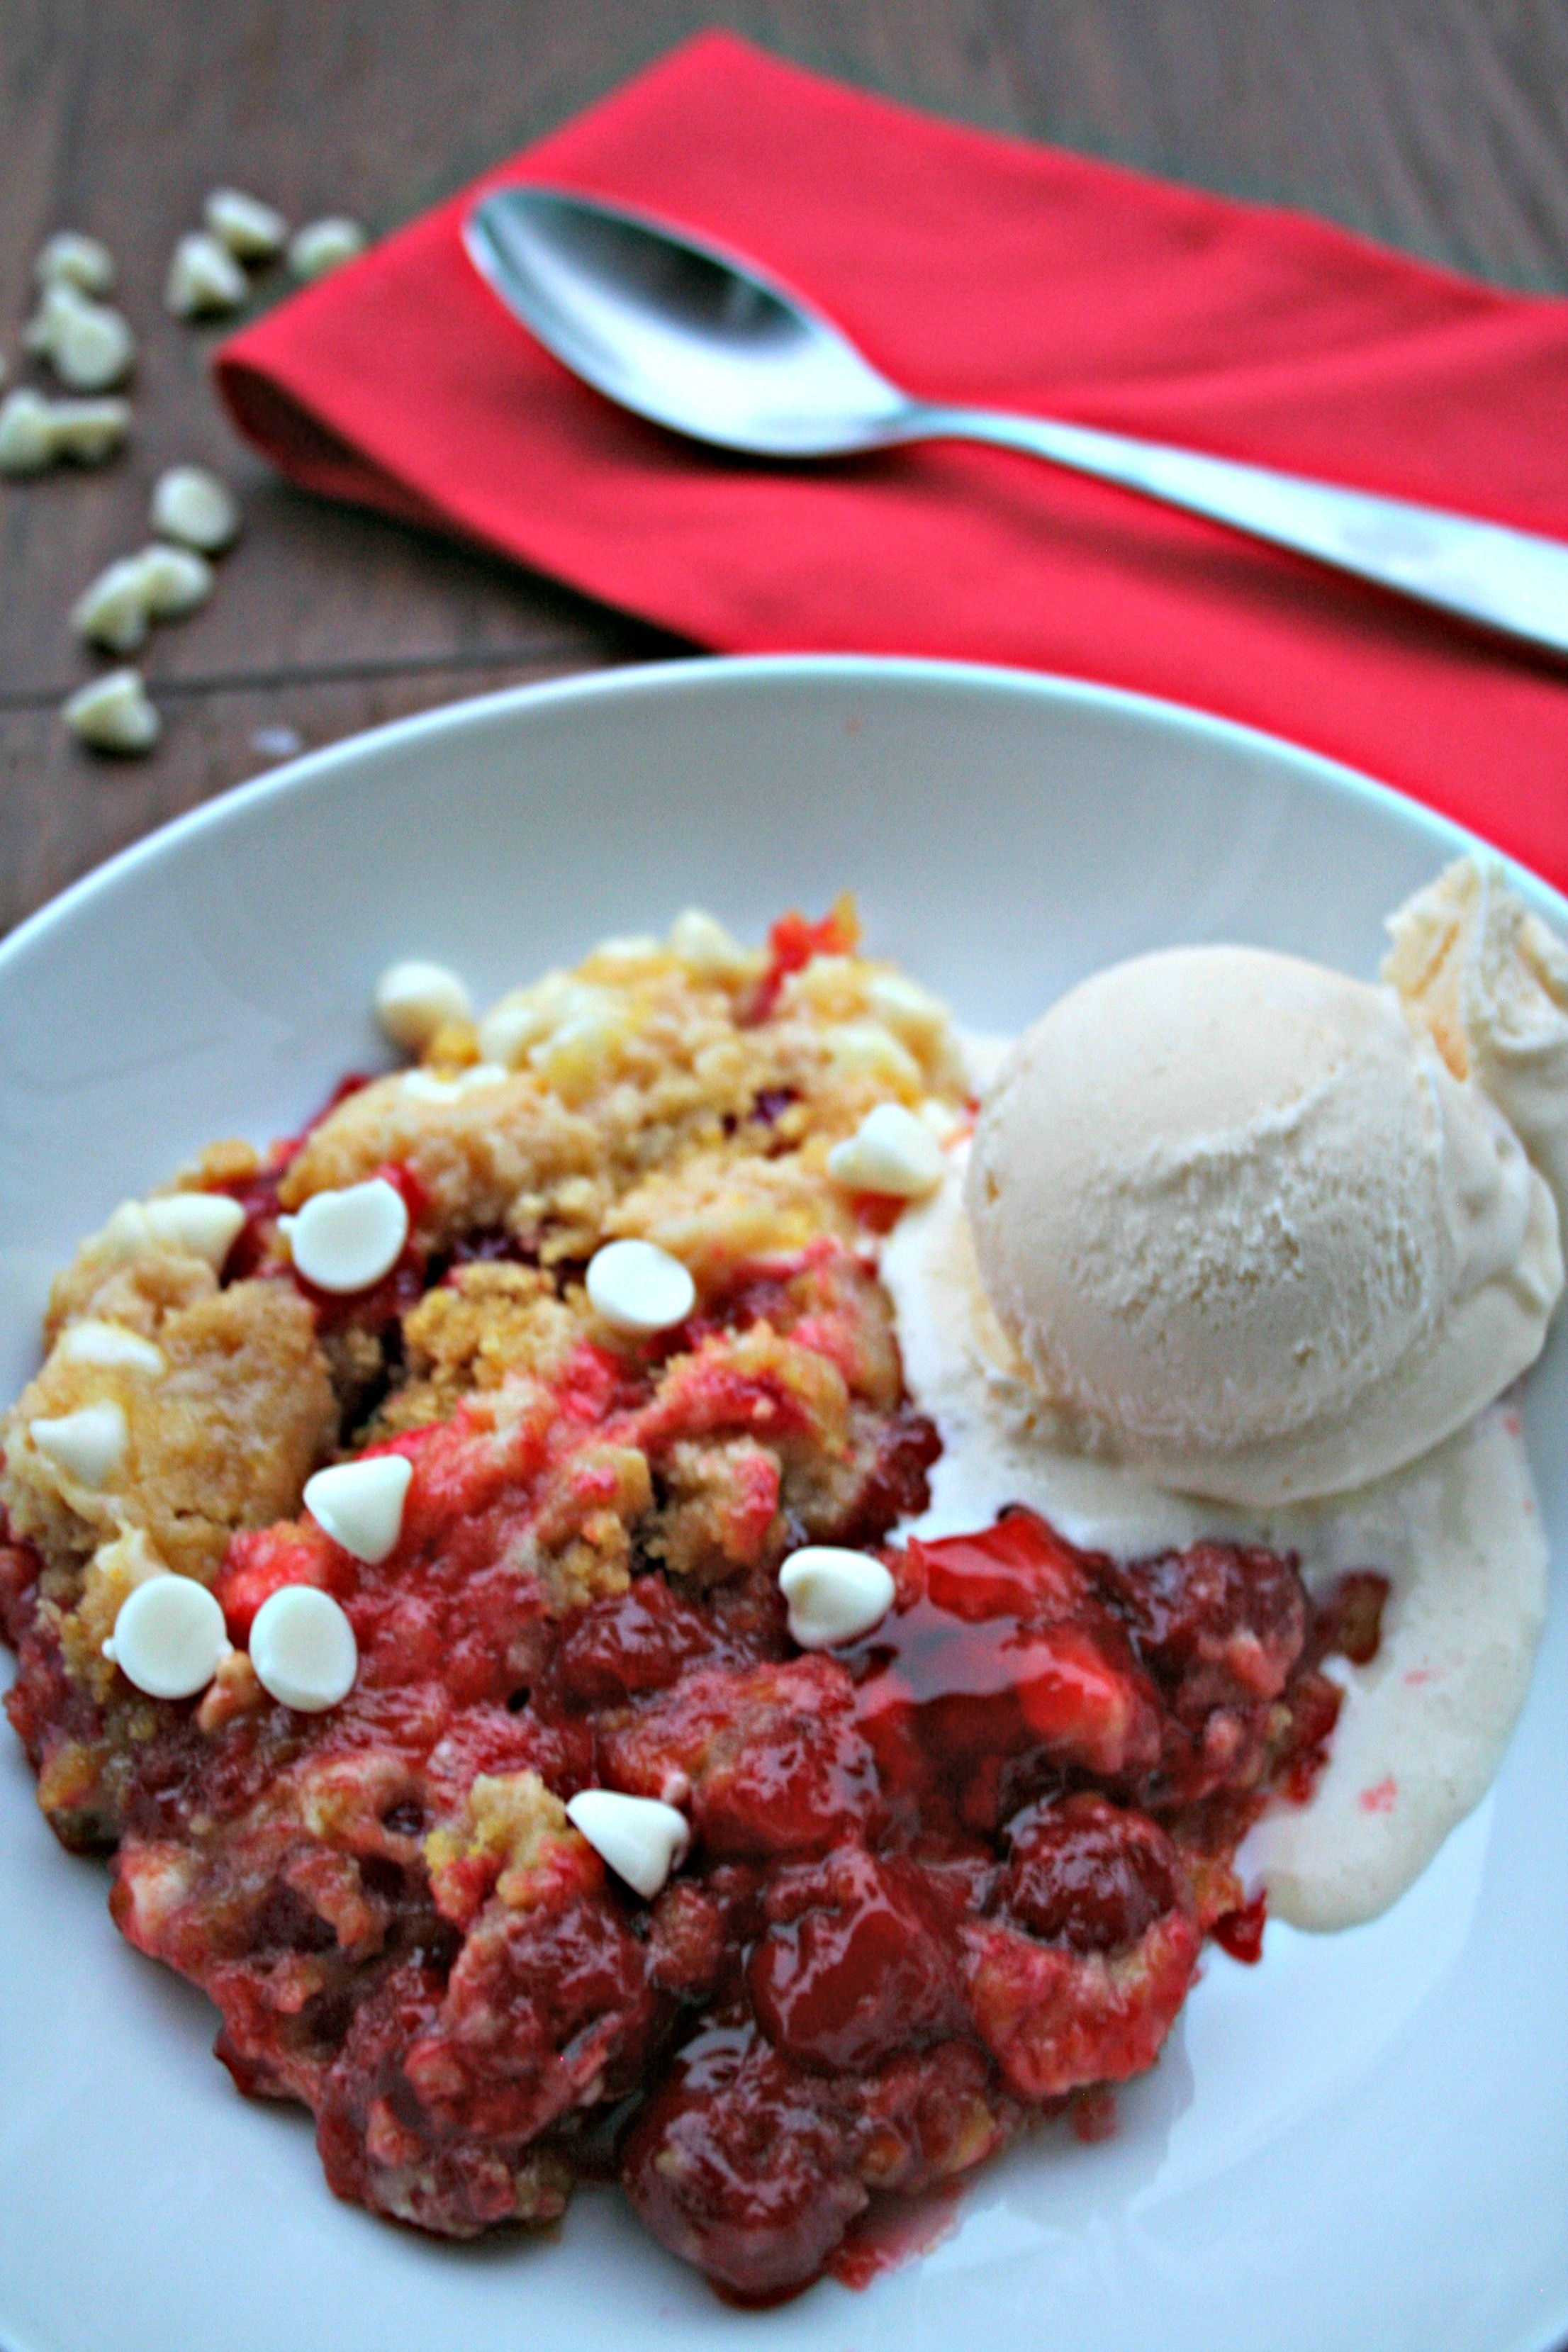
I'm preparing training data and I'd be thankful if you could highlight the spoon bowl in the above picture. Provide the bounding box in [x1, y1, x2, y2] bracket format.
[466, 186, 912, 456]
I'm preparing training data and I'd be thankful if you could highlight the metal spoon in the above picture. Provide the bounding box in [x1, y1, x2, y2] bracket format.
[466, 184, 1568, 661]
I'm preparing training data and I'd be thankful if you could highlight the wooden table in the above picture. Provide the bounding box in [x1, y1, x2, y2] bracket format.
[4, 0, 1566, 940]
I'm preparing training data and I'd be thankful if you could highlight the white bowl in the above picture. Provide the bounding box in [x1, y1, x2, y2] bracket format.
[2, 656, 1564, 2352]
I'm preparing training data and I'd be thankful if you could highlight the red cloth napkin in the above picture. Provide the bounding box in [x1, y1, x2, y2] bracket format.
[218, 33, 1568, 892]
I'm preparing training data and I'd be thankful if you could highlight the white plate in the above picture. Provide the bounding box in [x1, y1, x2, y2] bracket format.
[1, 656, 1564, 2352]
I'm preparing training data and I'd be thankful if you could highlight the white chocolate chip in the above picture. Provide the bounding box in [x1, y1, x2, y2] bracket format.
[35, 230, 116, 296]
[826, 1021, 923, 1091]
[586, 1239, 695, 1335]
[919, 1097, 965, 1143]
[136, 542, 213, 619]
[530, 1007, 626, 1097]
[203, 187, 288, 262]
[590, 934, 663, 971]
[94, 1524, 169, 1593]
[30, 1401, 128, 1489]
[143, 1191, 246, 1265]
[249, 1584, 358, 1712]
[96, 1191, 245, 1267]
[25, 284, 135, 390]
[286, 1178, 408, 1293]
[779, 1547, 896, 1648]
[476, 993, 548, 1068]
[398, 1070, 464, 1104]
[827, 1101, 945, 1199]
[866, 972, 951, 1055]
[165, 229, 247, 318]
[400, 1063, 508, 1102]
[73, 545, 211, 649]
[58, 1321, 166, 1374]
[150, 465, 240, 553]
[475, 973, 605, 1068]
[287, 215, 367, 281]
[566, 1788, 690, 1900]
[666, 907, 755, 980]
[304, 1455, 413, 1564]
[0, 389, 61, 476]
[0, 389, 130, 475]
[72, 555, 154, 654]
[374, 958, 474, 1049]
[62, 668, 160, 755]
[46, 396, 131, 464]
[104, 1576, 228, 1699]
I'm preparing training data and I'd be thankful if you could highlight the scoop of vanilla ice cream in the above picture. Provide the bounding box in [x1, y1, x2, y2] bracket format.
[1384, 853, 1568, 1251]
[965, 945, 1562, 1505]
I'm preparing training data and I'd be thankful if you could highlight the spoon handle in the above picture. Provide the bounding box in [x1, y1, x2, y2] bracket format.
[916, 404, 1568, 659]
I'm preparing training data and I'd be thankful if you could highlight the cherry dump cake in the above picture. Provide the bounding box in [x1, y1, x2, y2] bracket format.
[9, 888, 1503, 2305]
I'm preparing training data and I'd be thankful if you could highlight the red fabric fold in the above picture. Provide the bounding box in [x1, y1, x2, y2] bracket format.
[217, 32, 1568, 890]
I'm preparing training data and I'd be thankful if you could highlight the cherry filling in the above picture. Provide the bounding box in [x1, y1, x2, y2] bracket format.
[1003, 1793, 1180, 1955]
[845, 1516, 1163, 1818]
[4, 1195, 1387, 2302]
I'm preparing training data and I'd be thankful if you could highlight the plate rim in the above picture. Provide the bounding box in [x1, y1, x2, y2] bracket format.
[5, 654, 1564, 988]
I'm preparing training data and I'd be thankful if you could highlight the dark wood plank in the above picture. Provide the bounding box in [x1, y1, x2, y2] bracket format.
[4, 0, 1565, 938]
[988, 0, 1568, 291]
[0, 643, 666, 939]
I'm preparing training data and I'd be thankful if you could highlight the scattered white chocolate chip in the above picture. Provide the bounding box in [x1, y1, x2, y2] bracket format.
[104, 1575, 228, 1699]
[203, 186, 288, 262]
[72, 554, 155, 654]
[46, 396, 132, 464]
[287, 215, 367, 281]
[62, 668, 160, 755]
[136, 541, 213, 619]
[58, 1321, 166, 1374]
[0, 389, 61, 476]
[249, 1585, 358, 1712]
[586, 1238, 695, 1335]
[827, 1100, 945, 1199]
[72, 545, 213, 649]
[0, 391, 131, 473]
[400, 1063, 508, 1103]
[779, 1547, 896, 1649]
[374, 958, 474, 1049]
[30, 1400, 128, 1489]
[25, 284, 135, 390]
[666, 906, 755, 980]
[304, 1455, 413, 1564]
[150, 464, 240, 553]
[566, 1788, 690, 1900]
[165, 229, 247, 318]
[284, 1178, 408, 1293]
[35, 230, 116, 296]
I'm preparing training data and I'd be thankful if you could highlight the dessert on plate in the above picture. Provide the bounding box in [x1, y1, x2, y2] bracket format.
[1, 856, 1562, 2300]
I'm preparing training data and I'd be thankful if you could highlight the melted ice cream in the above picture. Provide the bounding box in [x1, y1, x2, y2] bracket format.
[882, 1153, 1547, 1931]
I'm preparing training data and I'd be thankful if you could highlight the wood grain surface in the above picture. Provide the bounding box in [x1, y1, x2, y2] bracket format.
[4, 0, 1566, 936]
